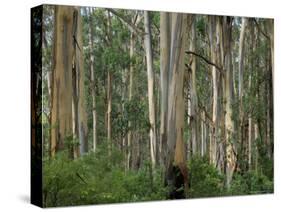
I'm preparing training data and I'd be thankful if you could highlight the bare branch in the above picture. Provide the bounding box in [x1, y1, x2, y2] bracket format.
[185, 51, 223, 74]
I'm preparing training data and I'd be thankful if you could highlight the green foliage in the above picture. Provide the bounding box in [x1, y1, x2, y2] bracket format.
[43, 144, 166, 207]
[43, 151, 86, 207]
[41, 8, 274, 206]
[187, 156, 225, 198]
[112, 97, 149, 139]
[187, 156, 273, 198]
[103, 47, 129, 71]
[196, 16, 206, 38]
[64, 134, 80, 151]
[229, 171, 273, 195]
[255, 138, 274, 180]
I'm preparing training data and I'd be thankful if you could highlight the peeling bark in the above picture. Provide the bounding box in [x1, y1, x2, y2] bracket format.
[51, 6, 74, 157]
[165, 13, 188, 198]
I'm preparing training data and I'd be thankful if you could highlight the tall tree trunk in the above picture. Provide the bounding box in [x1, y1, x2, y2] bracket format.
[189, 16, 198, 156]
[72, 40, 79, 158]
[238, 18, 248, 162]
[121, 68, 128, 170]
[222, 17, 236, 188]
[269, 19, 274, 92]
[160, 12, 170, 166]
[144, 11, 157, 169]
[217, 18, 225, 174]
[254, 122, 259, 172]
[126, 12, 142, 168]
[248, 19, 255, 170]
[106, 11, 113, 154]
[127, 30, 135, 169]
[238, 18, 248, 99]
[201, 110, 206, 156]
[72, 8, 79, 158]
[87, 8, 97, 152]
[266, 46, 273, 159]
[72, 8, 88, 156]
[269, 19, 274, 160]
[107, 72, 112, 142]
[248, 115, 252, 169]
[209, 16, 218, 166]
[50, 6, 74, 157]
[165, 13, 188, 198]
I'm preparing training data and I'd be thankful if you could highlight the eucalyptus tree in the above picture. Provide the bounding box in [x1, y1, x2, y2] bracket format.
[50, 6, 88, 158]
[144, 11, 157, 169]
[165, 13, 188, 198]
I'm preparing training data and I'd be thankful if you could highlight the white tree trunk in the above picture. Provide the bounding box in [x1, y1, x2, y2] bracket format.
[190, 16, 198, 156]
[144, 11, 157, 169]
[238, 18, 247, 99]
[160, 12, 170, 166]
[223, 17, 235, 188]
[87, 7, 97, 152]
[75, 8, 88, 156]
[209, 16, 218, 166]
[238, 18, 248, 159]
[166, 13, 188, 194]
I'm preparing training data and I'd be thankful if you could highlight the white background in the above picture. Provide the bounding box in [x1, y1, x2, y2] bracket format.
[0, 0, 280, 211]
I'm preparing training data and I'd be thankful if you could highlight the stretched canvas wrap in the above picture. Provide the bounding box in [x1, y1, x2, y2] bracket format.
[31, 4, 274, 208]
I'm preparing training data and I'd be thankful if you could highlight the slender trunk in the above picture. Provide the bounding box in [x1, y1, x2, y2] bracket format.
[160, 12, 170, 166]
[190, 16, 198, 156]
[201, 110, 206, 156]
[266, 49, 272, 159]
[87, 8, 97, 152]
[269, 19, 274, 93]
[254, 123, 259, 172]
[107, 71, 112, 142]
[106, 11, 113, 154]
[238, 18, 248, 162]
[121, 66, 128, 170]
[144, 11, 157, 169]
[248, 20, 254, 170]
[223, 17, 235, 188]
[72, 55, 79, 158]
[248, 68, 252, 169]
[127, 29, 135, 169]
[209, 16, 218, 166]
[71, 8, 80, 158]
[269, 19, 274, 160]
[217, 18, 226, 174]
[248, 117, 252, 169]
[72, 8, 88, 156]
[238, 18, 247, 99]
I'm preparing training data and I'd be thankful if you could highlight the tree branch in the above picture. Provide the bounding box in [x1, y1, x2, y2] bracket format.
[76, 173, 87, 185]
[197, 104, 214, 128]
[107, 8, 144, 35]
[253, 19, 270, 40]
[185, 51, 223, 73]
[73, 35, 81, 52]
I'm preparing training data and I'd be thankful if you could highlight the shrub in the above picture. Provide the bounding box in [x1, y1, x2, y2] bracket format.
[187, 156, 225, 198]
[229, 171, 273, 195]
[43, 144, 166, 207]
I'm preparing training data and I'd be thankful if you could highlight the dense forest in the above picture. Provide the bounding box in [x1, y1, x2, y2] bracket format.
[36, 5, 273, 207]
